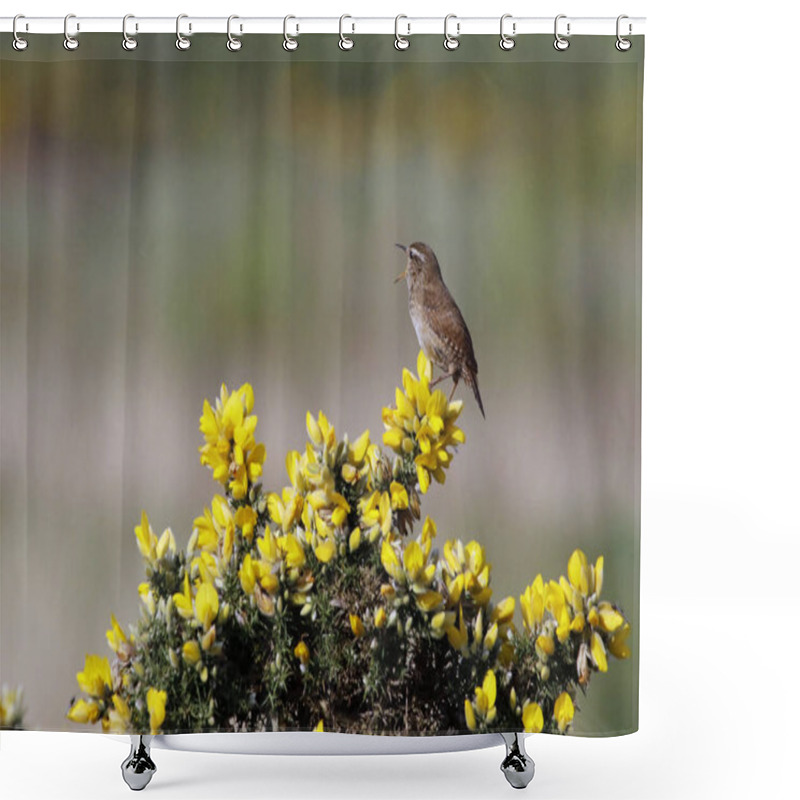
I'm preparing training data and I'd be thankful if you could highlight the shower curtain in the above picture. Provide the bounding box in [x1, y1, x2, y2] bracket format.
[1, 30, 642, 739]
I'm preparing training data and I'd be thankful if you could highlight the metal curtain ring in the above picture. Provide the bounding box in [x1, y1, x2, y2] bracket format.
[227, 15, 242, 51]
[394, 15, 410, 51]
[12, 14, 28, 51]
[499, 14, 515, 51]
[176, 14, 191, 50]
[339, 14, 354, 50]
[554, 14, 570, 51]
[63, 13, 79, 51]
[443, 14, 460, 51]
[616, 15, 632, 51]
[283, 15, 299, 51]
[122, 14, 137, 51]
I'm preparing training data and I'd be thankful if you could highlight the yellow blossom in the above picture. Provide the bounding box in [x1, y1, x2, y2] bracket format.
[389, 481, 409, 510]
[382, 351, 465, 495]
[67, 698, 99, 725]
[520, 575, 546, 632]
[234, 505, 257, 541]
[464, 698, 477, 731]
[374, 607, 387, 628]
[522, 701, 544, 733]
[195, 583, 219, 631]
[314, 719, 324, 732]
[146, 688, 167, 735]
[591, 632, 608, 672]
[294, 641, 310, 666]
[182, 640, 201, 665]
[554, 692, 575, 732]
[107, 694, 131, 733]
[350, 614, 365, 638]
[608, 622, 632, 659]
[472, 669, 497, 726]
[76, 654, 111, 698]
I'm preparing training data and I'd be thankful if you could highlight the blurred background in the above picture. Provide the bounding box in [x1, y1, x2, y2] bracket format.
[1, 34, 641, 733]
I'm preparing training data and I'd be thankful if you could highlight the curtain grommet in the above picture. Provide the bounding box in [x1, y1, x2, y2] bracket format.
[444, 14, 460, 51]
[554, 15, 570, 51]
[176, 14, 191, 51]
[394, 15, 410, 51]
[227, 15, 242, 52]
[339, 14, 354, 50]
[283, 15, 299, 51]
[499, 14, 515, 51]
[12, 14, 29, 51]
[616, 15, 632, 51]
[122, 14, 138, 51]
[63, 13, 79, 51]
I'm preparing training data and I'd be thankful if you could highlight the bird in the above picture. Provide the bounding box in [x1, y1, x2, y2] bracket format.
[395, 242, 485, 418]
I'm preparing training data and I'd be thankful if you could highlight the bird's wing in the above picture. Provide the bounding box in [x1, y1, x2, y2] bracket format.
[419, 286, 478, 374]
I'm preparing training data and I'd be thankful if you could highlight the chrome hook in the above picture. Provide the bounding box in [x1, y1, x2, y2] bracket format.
[616, 15, 632, 51]
[283, 15, 299, 51]
[394, 15, 410, 51]
[339, 15, 354, 50]
[444, 14, 460, 51]
[554, 15, 570, 51]
[227, 15, 242, 51]
[499, 14, 515, 51]
[63, 13, 79, 51]
[122, 14, 138, 51]
[12, 14, 28, 51]
[176, 14, 191, 50]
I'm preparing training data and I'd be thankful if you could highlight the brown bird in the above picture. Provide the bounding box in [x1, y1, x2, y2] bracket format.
[395, 242, 485, 418]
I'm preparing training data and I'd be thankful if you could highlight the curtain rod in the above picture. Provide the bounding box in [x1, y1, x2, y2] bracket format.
[1, 16, 646, 37]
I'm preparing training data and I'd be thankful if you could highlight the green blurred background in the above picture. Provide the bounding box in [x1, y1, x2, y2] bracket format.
[1, 35, 641, 734]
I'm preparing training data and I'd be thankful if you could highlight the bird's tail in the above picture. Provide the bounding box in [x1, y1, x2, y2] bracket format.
[464, 369, 485, 419]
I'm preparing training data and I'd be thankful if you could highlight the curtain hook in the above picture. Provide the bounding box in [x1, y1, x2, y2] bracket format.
[616, 15, 632, 51]
[12, 14, 28, 51]
[554, 14, 570, 51]
[227, 15, 242, 51]
[444, 14, 460, 51]
[499, 14, 515, 51]
[122, 14, 138, 51]
[283, 15, 299, 51]
[63, 13, 79, 51]
[339, 14, 354, 50]
[176, 14, 191, 50]
[394, 15, 410, 51]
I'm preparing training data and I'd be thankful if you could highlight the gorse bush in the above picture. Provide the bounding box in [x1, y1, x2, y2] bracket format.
[68, 352, 631, 736]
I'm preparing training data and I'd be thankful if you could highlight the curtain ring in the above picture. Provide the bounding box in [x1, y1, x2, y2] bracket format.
[283, 15, 299, 51]
[227, 15, 242, 51]
[122, 15, 138, 51]
[616, 15, 632, 51]
[499, 14, 515, 51]
[12, 14, 28, 51]
[394, 15, 410, 51]
[63, 13, 79, 51]
[443, 14, 460, 51]
[176, 14, 191, 50]
[554, 14, 570, 51]
[339, 14, 354, 50]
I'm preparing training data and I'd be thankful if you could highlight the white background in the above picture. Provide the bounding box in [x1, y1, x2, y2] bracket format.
[2, 1, 798, 798]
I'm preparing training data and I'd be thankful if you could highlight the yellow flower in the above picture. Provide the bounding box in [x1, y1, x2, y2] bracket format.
[314, 719, 324, 732]
[67, 698, 99, 725]
[173, 572, 194, 620]
[76, 654, 112, 699]
[442, 539, 493, 608]
[306, 410, 336, 450]
[553, 692, 575, 732]
[106, 614, 130, 658]
[374, 607, 387, 628]
[182, 640, 201, 665]
[591, 632, 608, 672]
[314, 538, 336, 564]
[389, 481, 409, 510]
[520, 575, 546, 632]
[350, 614, 365, 638]
[107, 694, 131, 733]
[146, 688, 167, 735]
[234, 505, 257, 541]
[349, 527, 362, 553]
[464, 698, 477, 731]
[294, 641, 310, 666]
[522, 701, 544, 734]
[134, 511, 158, 563]
[608, 622, 632, 659]
[199, 383, 266, 498]
[471, 669, 497, 726]
[195, 583, 219, 631]
[382, 351, 465, 495]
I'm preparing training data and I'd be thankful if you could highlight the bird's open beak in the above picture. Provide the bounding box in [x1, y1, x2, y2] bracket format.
[394, 244, 407, 283]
